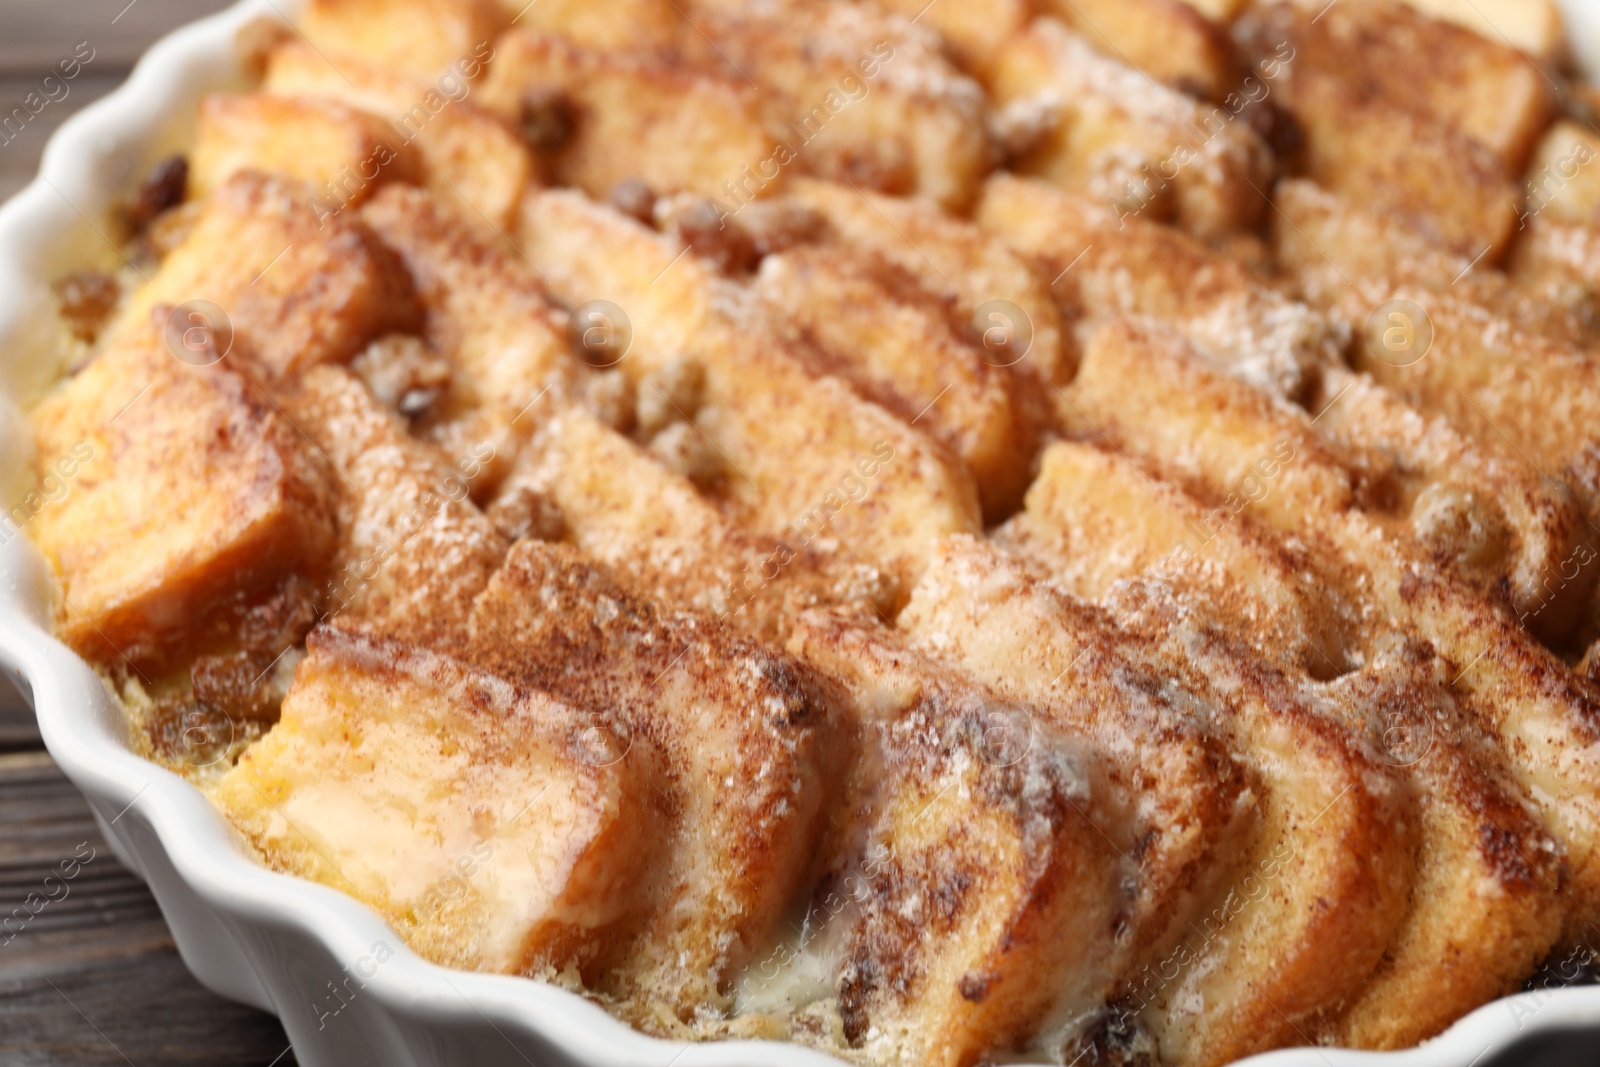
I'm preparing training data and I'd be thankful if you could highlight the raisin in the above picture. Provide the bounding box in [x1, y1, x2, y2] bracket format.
[1248, 101, 1303, 162]
[123, 155, 188, 233]
[607, 178, 657, 225]
[671, 199, 758, 274]
[520, 87, 577, 153]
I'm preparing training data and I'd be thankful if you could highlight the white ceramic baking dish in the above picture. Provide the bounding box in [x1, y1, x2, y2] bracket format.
[3, 2, 1600, 1064]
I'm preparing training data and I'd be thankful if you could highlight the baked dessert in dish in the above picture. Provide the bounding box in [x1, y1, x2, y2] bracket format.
[20, 0, 1600, 1063]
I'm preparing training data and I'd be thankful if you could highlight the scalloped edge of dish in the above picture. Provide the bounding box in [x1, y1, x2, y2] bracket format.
[0, 3, 1597, 1065]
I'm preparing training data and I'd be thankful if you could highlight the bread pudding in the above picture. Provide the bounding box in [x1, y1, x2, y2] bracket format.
[21, 0, 1600, 1062]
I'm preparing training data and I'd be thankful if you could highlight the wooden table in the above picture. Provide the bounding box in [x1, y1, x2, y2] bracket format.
[2, 2, 299, 1061]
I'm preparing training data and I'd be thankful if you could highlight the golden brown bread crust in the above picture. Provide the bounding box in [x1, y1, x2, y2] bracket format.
[480, 29, 782, 203]
[190, 92, 424, 205]
[899, 538, 1259, 979]
[985, 163, 1587, 630]
[685, 0, 992, 211]
[944, 513, 1416, 1065]
[987, 18, 1271, 238]
[261, 39, 533, 229]
[1122, 608, 1417, 1067]
[208, 623, 660, 975]
[868, 0, 1033, 78]
[987, 438, 1562, 1052]
[752, 245, 1043, 520]
[786, 611, 1130, 1067]
[1270, 178, 1595, 349]
[464, 539, 846, 1020]
[1039, 0, 1239, 101]
[500, 405, 892, 644]
[1236, 0, 1532, 260]
[515, 188, 983, 598]
[279, 362, 509, 640]
[1053, 318, 1600, 936]
[976, 173, 1340, 402]
[113, 170, 422, 380]
[994, 441, 1358, 677]
[782, 176, 1070, 386]
[1239, 0, 1555, 170]
[501, 0, 684, 50]
[358, 183, 576, 492]
[30, 315, 338, 669]
[1272, 67, 1520, 259]
[1348, 294, 1600, 513]
[298, 0, 508, 79]
[1316, 637, 1564, 1049]
[1308, 367, 1595, 642]
[1508, 213, 1600, 328]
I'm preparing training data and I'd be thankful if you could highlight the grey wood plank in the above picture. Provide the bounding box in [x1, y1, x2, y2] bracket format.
[0, 671, 40, 753]
[0, 0, 235, 202]
[0, 753, 298, 1065]
[0, 0, 302, 1061]
[0, 0, 236, 73]
[0, 72, 127, 225]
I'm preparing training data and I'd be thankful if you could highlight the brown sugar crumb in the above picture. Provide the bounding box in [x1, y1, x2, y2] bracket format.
[53, 270, 120, 344]
[636, 356, 706, 436]
[192, 650, 288, 723]
[235, 17, 294, 82]
[144, 200, 204, 259]
[812, 141, 913, 198]
[587, 369, 636, 433]
[487, 484, 568, 544]
[349, 333, 452, 418]
[647, 421, 723, 489]
[739, 200, 825, 259]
